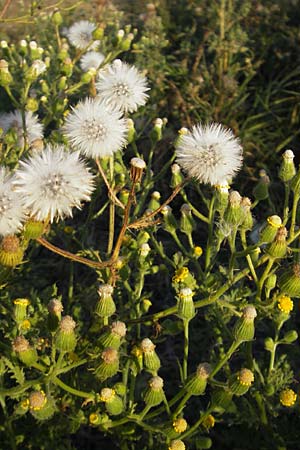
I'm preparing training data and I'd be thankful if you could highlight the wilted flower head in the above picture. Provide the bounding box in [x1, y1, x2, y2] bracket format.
[80, 51, 105, 72]
[14, 145, 94, 222]
[66, 20, 99, 50]
[96, 59, 149, 113]
[0, 168, 25, 236]
[63, 97, 128, 159]
[175, 123, 243, 185]
[0, 110, 43, 146]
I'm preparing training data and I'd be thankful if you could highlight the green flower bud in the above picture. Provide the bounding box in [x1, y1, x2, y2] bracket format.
[126, 118, 136, 144]
[0, 59, 13, 86]
[240, 197, 253, 231]
[266, 226, 288, 258]
[279, 150, 296, 182]
[61, 57, 73, 77]
[185, 362, 211, 396]
[0, 235, 24, 267]
[47, 298, 63, 331]
[281, 330, 298, 344]
[58, 76, 67, 90]
[140, 338, 161, 374]
[100, 388, 123, 416]
[150, 118, 163, 143]
[180, 204, 196, 235]
[170, 163, 184, 189]
[148, 191, 161, 211]
[279, 264, 300, 297]
[260, 215, 282, 243]
[23, 219, 45, 240]
[177, 288, 195, 321]
[13, 298, 30, 323]
[81, 69, 96, 84]
[161, 206, 178, 233]
[92, 27, 104, 40]
[253, 170, 270, 201]
[99, 321, 127, 349]
[233, 305, 257, 343]
[95, 284, 116, 318]
[214, 183, 230, 214]
[55, 315, 76, 352]
[224, 191, 243, 227]
[211, 388, 233, 412]
[144, 376, 165, 406]
[25, 97, 39, 112]
[12, 336, 37, 366]
[94, 347, 119, 381]
[265, 273, 277, 291]
[29, 391, 56, 420]
[228, 368, 254, 396]
[264, 337, 275, 352]
[141, 298, 152, 314]
[51, 10, 63, 26]
[113, 382, 126, 397]
[168, 439, 186, 450]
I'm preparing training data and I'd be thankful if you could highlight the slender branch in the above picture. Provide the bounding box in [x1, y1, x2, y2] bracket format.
[0, 0, 12, 19]
[96, 158, 125, 210]
[36, 237, 111, 269]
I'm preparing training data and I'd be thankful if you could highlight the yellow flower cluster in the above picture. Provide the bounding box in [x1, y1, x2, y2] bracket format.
[173, 267, 189, 283]
[277, 295, 293, 314]
[280, 389, 297, 407]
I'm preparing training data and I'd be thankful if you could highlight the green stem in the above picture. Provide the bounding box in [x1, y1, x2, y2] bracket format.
[209, 340, 240, 378]
[205, 195, 215, 272]
[183, 319, 190, 381]
[172, 391, 192, 419]
[256, 257, 275, 300]
[290, 192, 300, 239]
[240, 230, 258, 282]
[180, 407, 214, 439]
[282, 182, 290, 225]
[53, 377, 93, 399]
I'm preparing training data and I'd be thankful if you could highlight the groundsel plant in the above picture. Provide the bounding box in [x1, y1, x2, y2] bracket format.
[0, 7, 300, 450]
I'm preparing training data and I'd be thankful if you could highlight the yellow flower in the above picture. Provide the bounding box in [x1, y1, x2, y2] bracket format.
[89, 413, 100, 425]
[278, 295, 293, 314]
[193, 246, 203, 257]
[20, 319, 31, 330]
[173, 267, 189, 283]
[237, 368, 254, 386]
[202, 414, 215, 429]
[13, 298, 30, 306]
[173, 418, 187, 433]
[280, 389, 297, 407]
[267, 215, 282, 228]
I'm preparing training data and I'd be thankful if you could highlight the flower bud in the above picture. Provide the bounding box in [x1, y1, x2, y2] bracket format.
[168, 439, 186, 450]
[279, 264, 300, 297]
[265, 274, 277, 292]
[51, 10, 63, 26]
[177, 288, 195, 321]
[281, 330, 298, 344]
[126, 118, 136, 144]
[214, 183, 230, 213]
[161, 206, 178, 233]
[148, 191, 161, 211]
[55, 315, 76, 352]
[233, 305, 257, 343]
[185, 362, 211, 396]
[13, 298, 30, 323]
[211, 388, 233, 412]
[26, 60, 47, 81]
[279, 389, 297, 407]
[170, 163, 184, 188]
[266, 226, 287, 258]
[0, 59, 13, 86]
[94, 347, 119, 381]
[99, 321, 127, 349]
[228, 368, 254, 396]
[144, 376, 165, 406]
[253, 170, 270, 201]
[279, 150, 296, 182]
[0, 235, 24, 267]
[23, 219, 45, 240]
[179, 204, 195, 235]
[141, 298, 152, 314]
[150, 118, 163, 143]
[264, 337, 275, 352]
[95, 284, 116, 318]
[240, 197, 253, 231]
[140, 338, 161, 374]
[29, 391, 56, 420]
[130, 157, 146, 183]
[100, 388, 123, 415]
[92, 27, 104, 40]
[224, 191, 243, 227]
[139, 243, 151, 258]
[113, 382, 126, 397]
[193, 246, 203, 258]
[12, 336, 37, 366]
[259, 215, 282, 243]
[47, 298, 63, 331]
[137, 231, 150, 246]
[202, 414, 215, 430]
